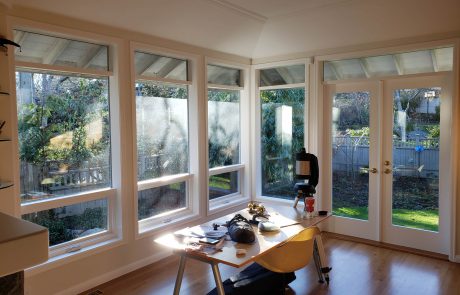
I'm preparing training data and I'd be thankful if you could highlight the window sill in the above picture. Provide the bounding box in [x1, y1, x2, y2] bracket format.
[255, 195, 295, 206]
[24, 235, 124, 277]
[208, 194, 250, 216]
[137, 211, 201, 239]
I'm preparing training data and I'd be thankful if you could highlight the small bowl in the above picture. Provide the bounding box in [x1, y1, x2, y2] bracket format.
[318, 210, 328, 216]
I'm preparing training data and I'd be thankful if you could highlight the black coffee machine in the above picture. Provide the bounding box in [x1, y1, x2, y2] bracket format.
[293, 148, 319, 208]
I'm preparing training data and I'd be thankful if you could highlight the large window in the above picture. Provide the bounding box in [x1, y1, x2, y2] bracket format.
[258, 63, 306, 199]
[15, 30, 116, 255]
[207, 64, 244, 206]
[135, 50, 194, 230]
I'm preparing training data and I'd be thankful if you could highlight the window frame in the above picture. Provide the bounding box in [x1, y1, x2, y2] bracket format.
[131, 43, 201, 236]
[12, 25, 121, 259]
[205, 58, 251, 214]
[252, 59, 311, 203]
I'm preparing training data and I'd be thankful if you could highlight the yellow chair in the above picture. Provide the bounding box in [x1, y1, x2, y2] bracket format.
[254, 226, 320, 289]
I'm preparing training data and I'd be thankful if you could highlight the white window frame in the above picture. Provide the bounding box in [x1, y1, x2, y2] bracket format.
[131, 43, 201, 236]
[251, 59, 311, 204]
[205, 58, 251, 214]
[12, 22, 122, 260]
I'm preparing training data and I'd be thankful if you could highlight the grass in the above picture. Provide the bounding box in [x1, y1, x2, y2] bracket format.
[392, 209, 439, 232]
[333, 207, 369, 220]
[333, 206, 439, 232]
[209, 175, 230, 190]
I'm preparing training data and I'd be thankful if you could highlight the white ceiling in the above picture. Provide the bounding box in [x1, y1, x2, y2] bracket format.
[8, 0, 460, 59]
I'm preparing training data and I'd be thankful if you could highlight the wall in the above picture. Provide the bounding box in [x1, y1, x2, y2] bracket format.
[0, 5, 251, 295]
[0, 3, 459, 295]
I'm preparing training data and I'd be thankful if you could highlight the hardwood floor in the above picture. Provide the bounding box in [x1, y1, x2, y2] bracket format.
[83, 235, 460, 295]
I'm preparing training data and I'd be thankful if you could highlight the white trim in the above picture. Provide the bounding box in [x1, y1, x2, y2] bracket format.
[450, 39, 459, 262]
[15, 61, 112, 77]
[137, 173, 192, 191]
[209, 164, 244, 176]
[46, 250, 172, 295]
[20, 188, 116, 214]
[137, 209, 200, 236]
[207, 83, 243, 91]
[49, 232, 117, 258]
[208, 194, 250, 216]
[25, 237, 125, 277]
[252, 58, 312, 69]
[259, 83, 306, 91]
[135, 75, 192, 86]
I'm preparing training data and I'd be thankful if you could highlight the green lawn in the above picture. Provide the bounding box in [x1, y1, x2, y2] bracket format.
[333, 206, 438, 232]
[392, 209, 438, 232]
[209, 175, 230, 190]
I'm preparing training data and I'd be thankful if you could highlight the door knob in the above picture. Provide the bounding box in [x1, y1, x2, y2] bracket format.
[370, 168, 378, 174]
[384, 161, 391, 166]
[384, 168, 392, 174]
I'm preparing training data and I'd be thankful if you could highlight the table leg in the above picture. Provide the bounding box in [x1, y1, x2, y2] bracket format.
[210, 262, 225, 295]
[173, 254, 187, 295]
[313, 240, 324, 283]
[314, 235, 332, 284]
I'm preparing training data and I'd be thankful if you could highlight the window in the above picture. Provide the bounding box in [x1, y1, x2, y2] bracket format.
[134, 50, 195, 231]
[207, 64, 245, 207]
[15, 30, 116, 256]
[323, 47, 454, 81]
[257, 63, 307, 200]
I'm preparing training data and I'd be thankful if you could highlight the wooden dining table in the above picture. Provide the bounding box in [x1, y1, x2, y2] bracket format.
[155, 203, 332, 295]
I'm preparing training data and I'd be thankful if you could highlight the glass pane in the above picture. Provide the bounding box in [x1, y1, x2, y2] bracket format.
[136, 82, 189, 181]
[138, 182, 187, 220]
[332, 92, 370, 220]
[259, 64, 305, 87]
[208, 89, 240, 168]
[16, 72, 112, 203]
[14, 30, 109, 71]
[209, 171, 239, 200]
[323, 47, 453, 81]
[392, 87, 440, 231]
[134, 52, 188, 81]
[261, 88, 304, 199]
[22, 199, 108, 247]
[207, 64, 241, 86]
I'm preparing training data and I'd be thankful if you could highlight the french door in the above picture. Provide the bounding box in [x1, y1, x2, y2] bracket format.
[324, 75, 451, 254]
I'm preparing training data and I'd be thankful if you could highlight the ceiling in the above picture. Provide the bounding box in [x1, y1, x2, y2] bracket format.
[7, 0, 460, 59]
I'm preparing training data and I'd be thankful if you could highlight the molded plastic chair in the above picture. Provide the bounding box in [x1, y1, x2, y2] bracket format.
[255, 226, 320, 273]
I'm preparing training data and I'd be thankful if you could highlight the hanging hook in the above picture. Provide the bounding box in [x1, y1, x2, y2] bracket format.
[0, 37, 21, 56]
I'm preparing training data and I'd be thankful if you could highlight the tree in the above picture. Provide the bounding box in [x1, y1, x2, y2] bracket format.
[17, 72, 110, 195]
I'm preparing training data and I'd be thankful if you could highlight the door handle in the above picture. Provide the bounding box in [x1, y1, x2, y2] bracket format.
[384, 168, 392, 174]
[384, 160, 391, 166]
[370, 168, 378, 174]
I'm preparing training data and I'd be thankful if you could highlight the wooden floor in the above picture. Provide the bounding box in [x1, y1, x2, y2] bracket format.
[84, 235, 460, 295]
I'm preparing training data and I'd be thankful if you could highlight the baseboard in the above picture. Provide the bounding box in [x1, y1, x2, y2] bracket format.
[324, 231, 449, 261]
[54, 249, 173, 295]
[453, 255, 460, 263]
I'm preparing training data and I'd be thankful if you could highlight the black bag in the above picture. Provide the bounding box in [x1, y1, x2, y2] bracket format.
[207, 262, 296, 295]
[227, 214, 255, 244]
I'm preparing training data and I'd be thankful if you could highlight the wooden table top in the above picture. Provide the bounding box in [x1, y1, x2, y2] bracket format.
[155, 204, 331, 268]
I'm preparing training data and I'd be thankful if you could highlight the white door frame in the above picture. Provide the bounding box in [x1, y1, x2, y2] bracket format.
[323, 81, 381, 241]
[381, 74, 452, 254]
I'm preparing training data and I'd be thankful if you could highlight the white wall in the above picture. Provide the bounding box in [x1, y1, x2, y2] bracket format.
[0, 2, 459, 294]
